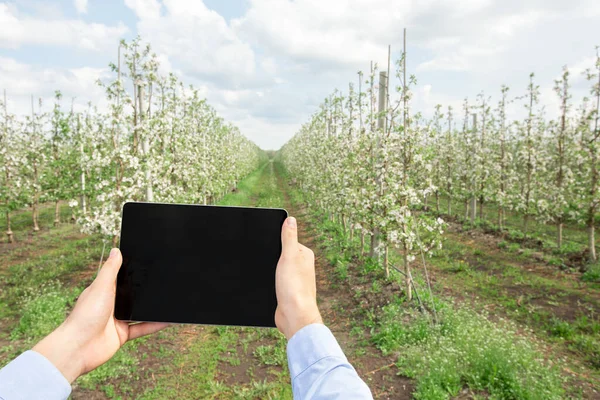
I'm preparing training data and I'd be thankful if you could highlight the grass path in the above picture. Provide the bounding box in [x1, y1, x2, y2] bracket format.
[127, 161, 407, 399]
[3, 161, 598, 398]
[274, 163, 413, 399]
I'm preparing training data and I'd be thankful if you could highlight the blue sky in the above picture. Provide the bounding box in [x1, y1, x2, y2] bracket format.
[1, 0, 599, 149]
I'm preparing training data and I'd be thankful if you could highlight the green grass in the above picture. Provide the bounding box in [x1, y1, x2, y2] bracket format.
[4, 159, 598, 398]
[582, 263, 600, 283]
[139, 161, 291, 399]
[378, 305, 564, 399]
[437, 196, 593, 253]
[1, 161, 292, 398]
[0, 214, 141, 392]
[254, 339, 287, 367]
[324, 224, 566, 398]
[10, 282, 76, 342]
[423, 230, 600, 372]
[278, 162, 591, 399]
[0, 224, 104, 361]
[0, 202, 74, 242]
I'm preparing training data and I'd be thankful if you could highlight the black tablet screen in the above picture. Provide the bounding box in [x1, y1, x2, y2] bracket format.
[115, 202, 287, 327]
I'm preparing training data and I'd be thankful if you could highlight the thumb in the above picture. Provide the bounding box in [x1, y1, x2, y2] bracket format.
[95, 248, 123, 287]
[281, 217, 298, 256]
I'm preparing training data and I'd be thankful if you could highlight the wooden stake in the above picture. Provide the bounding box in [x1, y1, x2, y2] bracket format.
[3, 89, 14, 243]
[470, 113, 477, 223]
[139, 84, 154, 202]
[31, 95, 40, 232]
[370, 70, 388, 259]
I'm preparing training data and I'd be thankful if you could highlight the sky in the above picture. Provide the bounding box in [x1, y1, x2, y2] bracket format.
[1, 0, 599, 150]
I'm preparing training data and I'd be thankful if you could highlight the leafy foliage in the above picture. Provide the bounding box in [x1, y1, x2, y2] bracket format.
[0, 37, 262, 243]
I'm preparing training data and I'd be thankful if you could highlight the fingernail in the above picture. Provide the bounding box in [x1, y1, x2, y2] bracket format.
[287, 217, 297, 228]
[109, 248, 119, 259]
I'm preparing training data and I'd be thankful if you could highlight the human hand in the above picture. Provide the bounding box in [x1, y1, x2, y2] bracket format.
[275, 217, 323, 340]
[32, 248, 169, 383]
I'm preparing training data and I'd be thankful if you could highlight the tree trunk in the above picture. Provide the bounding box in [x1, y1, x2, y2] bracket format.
[403, 241, 412, 301]
[557, 222, 563, 250]
[5, 211, 14, 243]
[588, 223, 596, 263]
[33, 160, 40, 231]
[470, 197, 477, 223]
[435, 192, 440, 213]
[360, 231, 365, 257]
[112, 234, 119, 247]
[479, 197, 484, 220]
[498, 207, 503, 231]
[447, 197, 452, 215]
[369, 233, 377, 258]
[384, 246, 389, 279]
[588, 213, 597, 262]
[80, 169, 87, 215]
[32, 201, 40, 232]
[54, 200, 60, 227]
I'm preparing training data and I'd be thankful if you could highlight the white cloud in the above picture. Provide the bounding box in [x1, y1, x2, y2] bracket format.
[233, 115, 301, 150]
[232, 0, 397, 69]
[124, 0, 162, 20]
[125, 0, 257, 86]
[3, 0, 600, 150]
[0, 4, 128, 51]
[567, 56, 597, 83]
[0, 56, 110, 115]
[74, 0, 88, 14]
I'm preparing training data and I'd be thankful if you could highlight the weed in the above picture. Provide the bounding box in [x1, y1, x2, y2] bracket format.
[582, 263, 600, 283]
[522, 248, 534, 257]
[547, 257, 564, 267]
[507, 229, 525, 241]
[374, 304, 564, 399]
[334, 258, 349, 282]
[547, 317, 575, 339]
[102, 384, 116, 398]
[371, 280, 381, 294]
[569, 335, 600, 369]
[253, 341, 286, 366]
[11, 283, 75, 342]
[79, 342, 140, 389]
[552, 242, 581, 256]
[574, 315, 600, 335]
[508, 243, 521, 253]
[447, 260, 470, 273]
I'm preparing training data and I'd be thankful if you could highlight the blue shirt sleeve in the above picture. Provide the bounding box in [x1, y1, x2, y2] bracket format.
[0, 350, 71, 400]
[287, 324, 373, 399]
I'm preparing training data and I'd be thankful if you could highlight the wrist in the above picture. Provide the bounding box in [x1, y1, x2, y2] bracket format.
[285, 309, 323, 340]
[32, 324, 85, 384]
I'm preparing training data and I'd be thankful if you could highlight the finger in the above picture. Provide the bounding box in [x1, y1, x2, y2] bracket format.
[128, 322, 171, 341]
[281, 217, 299, 256]
[94, 248, 123, 287]
[298, 244, 315, 261]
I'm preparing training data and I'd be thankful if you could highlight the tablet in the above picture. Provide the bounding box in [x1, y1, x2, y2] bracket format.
[115, 202, 287, 327]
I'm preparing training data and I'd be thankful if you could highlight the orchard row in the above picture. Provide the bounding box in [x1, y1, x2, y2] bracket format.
[0, 38, 263, 245]
[281, 46, 600, 296]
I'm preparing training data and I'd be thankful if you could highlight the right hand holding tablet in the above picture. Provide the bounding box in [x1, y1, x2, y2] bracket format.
[275, 217, 323, 340]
